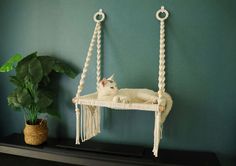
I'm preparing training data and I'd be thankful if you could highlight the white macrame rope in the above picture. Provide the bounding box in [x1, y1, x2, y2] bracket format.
[75, 9, 104, 98]
[158, 20, 166, 94]
[74, 23, 98, 144]
[158, 21, 165, 94]
[75, 109, 80, 144]
[153, 6, 169, 157]
[153, 111, 161, 157]
[96, 22, 102, 90]
[76, 23, 99, 98]
[80, 105, 84, 142]
[74, 9, 105, 144]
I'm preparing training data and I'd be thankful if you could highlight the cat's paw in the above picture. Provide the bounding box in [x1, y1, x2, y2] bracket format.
[120, 96, 130, 103]
[112, 96, 120, 103]
[113, 96, 130, 103]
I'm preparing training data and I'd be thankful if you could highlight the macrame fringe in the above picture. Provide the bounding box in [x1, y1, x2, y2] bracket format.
[75, 104, 101, 143]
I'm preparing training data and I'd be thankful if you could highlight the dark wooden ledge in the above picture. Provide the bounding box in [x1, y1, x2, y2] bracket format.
[0, 133, 220, 166]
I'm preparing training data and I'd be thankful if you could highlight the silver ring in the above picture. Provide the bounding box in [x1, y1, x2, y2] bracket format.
[94, 9, 105, 23]
[156, 6, 169, 21]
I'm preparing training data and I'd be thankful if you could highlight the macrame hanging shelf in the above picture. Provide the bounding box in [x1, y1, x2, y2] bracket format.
[73, 7, 173, 157]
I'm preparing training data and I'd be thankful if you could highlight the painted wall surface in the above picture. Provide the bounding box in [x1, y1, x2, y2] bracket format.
[0, 0, 236, 165]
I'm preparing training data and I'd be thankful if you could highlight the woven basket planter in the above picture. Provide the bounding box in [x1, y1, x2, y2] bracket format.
[23, 119, 48, 145]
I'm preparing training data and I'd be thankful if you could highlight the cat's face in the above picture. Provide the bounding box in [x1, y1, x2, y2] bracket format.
[98, 75, 118, 96]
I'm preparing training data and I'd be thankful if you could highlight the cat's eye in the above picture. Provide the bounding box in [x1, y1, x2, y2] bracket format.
[108, 80, 113, 83]
[110, 87, 114, 89]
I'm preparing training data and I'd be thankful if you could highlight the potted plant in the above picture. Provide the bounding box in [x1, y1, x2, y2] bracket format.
[0, 52, 78, 145]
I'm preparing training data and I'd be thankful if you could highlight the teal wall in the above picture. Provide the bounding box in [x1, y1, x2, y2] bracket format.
[0, 0, 236, 165]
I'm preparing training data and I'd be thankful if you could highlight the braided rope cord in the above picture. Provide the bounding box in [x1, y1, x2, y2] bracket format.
[153, 6, 169, 157]
[96, 22, 102, 90]
[75, 9, 105, 99]
[158, 20, 166, 96]
[75, 23, 99, 99]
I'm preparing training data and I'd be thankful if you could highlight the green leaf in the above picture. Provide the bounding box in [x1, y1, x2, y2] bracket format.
[8, 91, 21, 108]
[53, 61, 78, 78]
[16, 52, 37, 67]
[0, 54, 22, 72]
[16, 54, 43, 84]
[37, 56, 56, 76]
[8, 88, 32, 108]
[16, 88, 33, 107]
[37, 91, 53, 109]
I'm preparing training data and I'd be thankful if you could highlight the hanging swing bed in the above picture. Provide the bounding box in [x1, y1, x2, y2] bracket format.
[73, 7, 173, 157]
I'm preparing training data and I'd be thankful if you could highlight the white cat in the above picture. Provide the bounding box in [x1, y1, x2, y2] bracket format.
[97, 75, 163, 105]
[97, 75, 173, 123]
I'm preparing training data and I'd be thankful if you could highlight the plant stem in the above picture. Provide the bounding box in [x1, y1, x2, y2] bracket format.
[24, 105, 38, 125]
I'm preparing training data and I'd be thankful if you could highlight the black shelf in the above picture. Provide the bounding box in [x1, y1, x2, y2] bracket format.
[0, 133, 220, 166]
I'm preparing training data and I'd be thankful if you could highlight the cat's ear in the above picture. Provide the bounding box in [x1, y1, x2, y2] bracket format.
[107, 74, 114, 80]
[100, 78, 108, 87]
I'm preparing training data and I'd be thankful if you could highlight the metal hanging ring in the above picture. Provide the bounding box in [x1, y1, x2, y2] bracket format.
[94, 9, 105, 23]
[156, 6, 169, 21]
